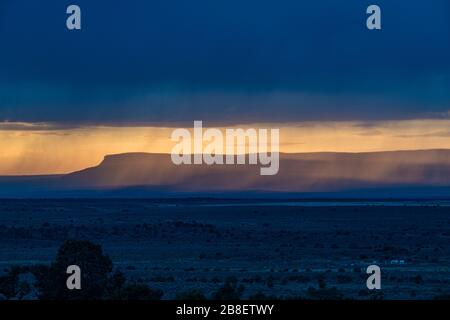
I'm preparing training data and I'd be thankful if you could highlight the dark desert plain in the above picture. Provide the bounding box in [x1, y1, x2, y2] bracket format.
[2, 150, 450, 299]
[1, 198, 450, 300]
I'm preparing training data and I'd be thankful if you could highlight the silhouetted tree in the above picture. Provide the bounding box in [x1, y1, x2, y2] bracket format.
[39, 240, 113, 299]
[3, 240, 164, 300]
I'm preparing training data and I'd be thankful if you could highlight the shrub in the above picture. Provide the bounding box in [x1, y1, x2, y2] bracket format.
[212, 278, 245, 300]
[116, 283, 163, 300]
[248, 292, 278, 300]
[306, 286, 345, 300]
[0, 268, 20, 299]
[176, 289, 207, 300]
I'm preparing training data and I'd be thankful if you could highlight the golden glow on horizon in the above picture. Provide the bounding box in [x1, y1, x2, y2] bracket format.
[2, 119, 450, 175]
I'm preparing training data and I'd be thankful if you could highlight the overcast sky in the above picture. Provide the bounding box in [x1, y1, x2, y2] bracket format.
[0, 0, 449, 124]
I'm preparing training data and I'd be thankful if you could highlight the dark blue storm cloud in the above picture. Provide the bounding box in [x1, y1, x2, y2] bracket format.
[0, 0, 449, 124]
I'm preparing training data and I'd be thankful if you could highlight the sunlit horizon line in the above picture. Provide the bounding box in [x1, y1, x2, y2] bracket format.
[4, 118, 450, 175]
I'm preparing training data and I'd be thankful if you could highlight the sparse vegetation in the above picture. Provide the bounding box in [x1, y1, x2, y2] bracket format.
[1, 200, 449, 300]
[0, 240, 163, 300]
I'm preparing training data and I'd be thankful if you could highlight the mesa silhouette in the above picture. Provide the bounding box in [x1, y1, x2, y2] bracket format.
[2, 149, 450, 197]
